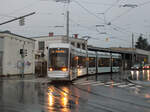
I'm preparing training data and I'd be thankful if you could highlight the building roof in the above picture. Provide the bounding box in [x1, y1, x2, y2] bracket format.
[0, 31, 35, 41]
[88, 46, 150, 56]
[31, 35, 66, 38]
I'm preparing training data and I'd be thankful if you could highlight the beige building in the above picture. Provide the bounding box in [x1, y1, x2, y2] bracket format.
[0, 31, 35, 76]
[32, 33, 87, 61]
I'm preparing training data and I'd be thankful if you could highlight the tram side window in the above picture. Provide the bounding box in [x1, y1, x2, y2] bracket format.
[89, 57, 96, 67]
[70, 54, 78, 68]
[78, 56, 86, 67]
[112, 58, 121, 67]
[82, 57, 86, 67]
[98, 58, 110, 67]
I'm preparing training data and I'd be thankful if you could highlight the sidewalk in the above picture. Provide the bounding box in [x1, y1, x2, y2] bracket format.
[126, 70, 150, 86]
[0, 70, 132, 84]
[0, 74, 51, 83]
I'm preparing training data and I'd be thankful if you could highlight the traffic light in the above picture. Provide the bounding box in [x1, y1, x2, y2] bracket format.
[19, 17, 25, 26]
[20, 49, 27, 56]
[20, 49, 23, 54]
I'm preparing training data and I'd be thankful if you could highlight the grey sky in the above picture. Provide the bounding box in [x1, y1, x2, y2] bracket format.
[0, 0, 150, 48]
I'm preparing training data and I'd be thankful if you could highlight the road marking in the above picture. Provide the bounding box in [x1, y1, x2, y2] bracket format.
[105, 81, 114, 84]
[118, 85, 129, 88]
[79, 81, 100, 85]
[92, 83, 105, 86]
[111, 83, 121, 86]
[129, 86, 136, 89]
[127, 83, 135, 86]
[73, 80, 142, 90]
[135, 85, 142, 88]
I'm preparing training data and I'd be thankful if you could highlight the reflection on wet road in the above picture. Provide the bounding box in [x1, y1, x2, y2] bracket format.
[1, 74, 150, 112]
[130, 70, 150, 81]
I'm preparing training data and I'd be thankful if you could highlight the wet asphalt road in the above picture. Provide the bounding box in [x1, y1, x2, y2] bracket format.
[1, 71, 150, 112]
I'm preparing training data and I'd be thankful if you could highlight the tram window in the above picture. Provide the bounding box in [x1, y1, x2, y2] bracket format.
[112, 58, 121, 67]
[78, 56, 82, 66]
[82, 57, 86, 67]
[48, 48, 68, 70]
[70, 54, 77, 68]
[89, 57, 96, 67]
[78, 56, 86, 67]
[98, 58, 110, 67]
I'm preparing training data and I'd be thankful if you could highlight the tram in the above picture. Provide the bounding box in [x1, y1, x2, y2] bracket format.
[47, 43, 121, 81]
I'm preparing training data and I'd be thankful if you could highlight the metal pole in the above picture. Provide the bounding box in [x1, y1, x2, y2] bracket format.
[21, 42, 25, 78]
[132, 33, 134, 66]
[0, 12, 35, 26]
[86, 40, 88, 75]
[86, 40, 89, 80]
[66, 11, 69, 43]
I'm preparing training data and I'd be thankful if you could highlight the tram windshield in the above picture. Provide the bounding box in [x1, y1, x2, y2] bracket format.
[48, 48, 68, 71]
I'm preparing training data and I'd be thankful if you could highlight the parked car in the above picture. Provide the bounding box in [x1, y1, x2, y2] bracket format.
[143, 64, 150, 70]
[131, 64, 142, 70]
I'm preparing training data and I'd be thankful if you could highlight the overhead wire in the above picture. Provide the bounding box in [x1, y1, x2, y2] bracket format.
[0, 0, 40, 20]
[104, 0, 122, 14]
[72, 0, 134, 44]
[110, 0, 150, 22]
[73, 0, 104, 23]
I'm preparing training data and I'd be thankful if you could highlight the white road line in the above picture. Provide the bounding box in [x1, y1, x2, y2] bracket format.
[127, 83, 135, 86]
[92, 83, 105, 86]
[135, 85, 142, 88]
[104, 85, 110, 87]
[105, 82, 114, 84]
[118, 85, 129, 88]
[129, 86, 136, 89]
[77, 81, 102, 85]
[111, 83, 122, 86]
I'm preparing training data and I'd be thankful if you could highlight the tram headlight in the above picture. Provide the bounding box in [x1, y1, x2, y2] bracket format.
[61, 67, 67, 72]
[49, 67, 53, 71]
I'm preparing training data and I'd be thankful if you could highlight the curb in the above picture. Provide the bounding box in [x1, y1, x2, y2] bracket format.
[126, 76, 150, 87]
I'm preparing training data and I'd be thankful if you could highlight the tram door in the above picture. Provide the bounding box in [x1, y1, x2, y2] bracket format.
[70, 53, 78, 79]
[0, 52, 3, 75]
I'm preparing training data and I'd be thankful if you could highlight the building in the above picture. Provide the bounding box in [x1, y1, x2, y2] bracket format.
[88, 46, 150, 69]
[32, 33, 87, 61]
[0, 31, 35, 76]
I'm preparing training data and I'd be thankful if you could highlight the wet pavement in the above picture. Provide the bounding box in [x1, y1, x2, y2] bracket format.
[129, 70, 150, 86]
[1, 71, 150, 112]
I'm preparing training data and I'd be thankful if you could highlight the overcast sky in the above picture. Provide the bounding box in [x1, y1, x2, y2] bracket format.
[0, 0, 150, 48]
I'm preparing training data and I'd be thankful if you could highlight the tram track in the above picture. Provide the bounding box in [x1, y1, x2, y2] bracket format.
[53, 85, 128, 112]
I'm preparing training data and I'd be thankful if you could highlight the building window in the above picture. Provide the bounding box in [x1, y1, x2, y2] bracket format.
[71, 42, 75, 46]
[77, 43, 80, 48]
[38, 41, 45, 50]
[82, 43, 85, 50]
